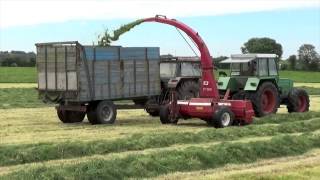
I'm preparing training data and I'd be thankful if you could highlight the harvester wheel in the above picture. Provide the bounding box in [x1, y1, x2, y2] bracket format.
[177, 80, 199, 100]
[93, 100, 117, 124]
[208, 106, 234, 128]
[57, 107, 85, 123]
[159, 104, 178, 124]
[287, 88, 310, 113]
[248, 82, 279, 117]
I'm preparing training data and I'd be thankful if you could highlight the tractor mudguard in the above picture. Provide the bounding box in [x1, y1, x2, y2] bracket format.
[217, 77, 230, 90]
[278, 78, 294, 98]
[244, 77, 260, 91]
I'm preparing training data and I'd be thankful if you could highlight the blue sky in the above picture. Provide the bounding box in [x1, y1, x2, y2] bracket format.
[0, 0, 319, 59]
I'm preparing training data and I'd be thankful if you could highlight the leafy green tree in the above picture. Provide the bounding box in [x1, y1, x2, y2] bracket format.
[241, 37, 283, 58]
[288, 55, 297, 70]
[298, 44, 319, 71]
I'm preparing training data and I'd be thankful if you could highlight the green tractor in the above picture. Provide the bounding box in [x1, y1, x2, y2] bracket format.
[218, 54, 310, 117]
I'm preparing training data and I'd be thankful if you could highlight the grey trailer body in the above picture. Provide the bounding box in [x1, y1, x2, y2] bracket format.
[36, 41, 161, 124]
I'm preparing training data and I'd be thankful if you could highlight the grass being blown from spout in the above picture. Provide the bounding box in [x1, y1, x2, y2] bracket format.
[98, 19, 144, 46]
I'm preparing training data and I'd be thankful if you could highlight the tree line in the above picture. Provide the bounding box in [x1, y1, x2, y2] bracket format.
[240, 37, 319, 71]
[1, 38, 319, 71]
[0, 51, 36, 67]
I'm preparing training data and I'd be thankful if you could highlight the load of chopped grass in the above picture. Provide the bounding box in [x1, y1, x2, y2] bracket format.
[0, 113, 319, 167]
[2, 134, 320, 179]
[98, 19, 144, 46]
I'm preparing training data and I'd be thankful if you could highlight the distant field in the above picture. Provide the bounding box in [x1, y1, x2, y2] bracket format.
[1, 67, 319, 83]
[0, 67, 36, 83]
[279, 70, 320, 83]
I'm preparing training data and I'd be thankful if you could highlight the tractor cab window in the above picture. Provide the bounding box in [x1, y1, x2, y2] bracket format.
[160, 63, 177, 78]
[231, 63, 240, 76]
[268, 58, 278, 76]
[231, 61, 257, 76]
[258, 59, 268, 76]
[181, 62, 201, 77]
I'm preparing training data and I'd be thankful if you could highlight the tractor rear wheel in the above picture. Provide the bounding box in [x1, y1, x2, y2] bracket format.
[177, 80, 199, 100]
[247, 82, 279, 117]
[287, 88, 310, 113]
[207, 106, 234, 128]
[159, 104, 178, 124]
[57, 107, 85, 123]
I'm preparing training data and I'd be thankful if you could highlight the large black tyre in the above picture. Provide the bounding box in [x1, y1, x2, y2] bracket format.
[159, 104, 178, 124]
[145, 98, 159, 117]
[287, 88, 310, 113]
[247, 82, 279, 117]
[87, 103, 98, 124]
[133, 99, 148, 106]
[88, 100, 117, 124]
[177, 80, 199, 100]
[207, 106, 234, 128]
[96, 100, 117, 124]
[57, 107, 85, 123]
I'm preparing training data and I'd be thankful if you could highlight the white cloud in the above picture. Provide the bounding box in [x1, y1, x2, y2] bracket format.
[0, 0, 319, 28]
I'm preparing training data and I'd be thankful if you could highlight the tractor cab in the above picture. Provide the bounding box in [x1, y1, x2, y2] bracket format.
[159, 56, 201, 89]
[160, 56, 201, 79]
[218, 54, 279, 93]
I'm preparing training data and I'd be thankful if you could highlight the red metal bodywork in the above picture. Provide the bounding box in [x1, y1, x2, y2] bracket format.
[143, 15, 254, 123]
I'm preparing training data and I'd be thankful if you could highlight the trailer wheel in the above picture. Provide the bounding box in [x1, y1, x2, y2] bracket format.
[87, 103, 98, 124]
[287, 88, 310, 113]
[248, 82, 279, 117]
[57, 108, 85, 123]
[208, 107, 234, 128]
[93, 100, 117, 124]
[159, 104, 178, 124]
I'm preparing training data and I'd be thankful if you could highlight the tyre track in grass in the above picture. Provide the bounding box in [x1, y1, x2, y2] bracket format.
[1, 133, 320, 179]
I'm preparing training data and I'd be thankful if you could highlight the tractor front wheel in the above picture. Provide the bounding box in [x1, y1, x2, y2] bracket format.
[145, 98, 160, 117]
[159, 104, 178, 124]
[287, 88, 310, 113]
[248, 82, 279, 117]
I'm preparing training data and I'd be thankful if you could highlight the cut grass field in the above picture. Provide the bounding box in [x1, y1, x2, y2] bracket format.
[0, 88, 49, 109]
[0, 105, 320, 178]
[0, 68, 319, 179]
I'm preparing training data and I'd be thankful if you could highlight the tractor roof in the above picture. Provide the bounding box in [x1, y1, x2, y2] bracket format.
[220, 54, 277, 63]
